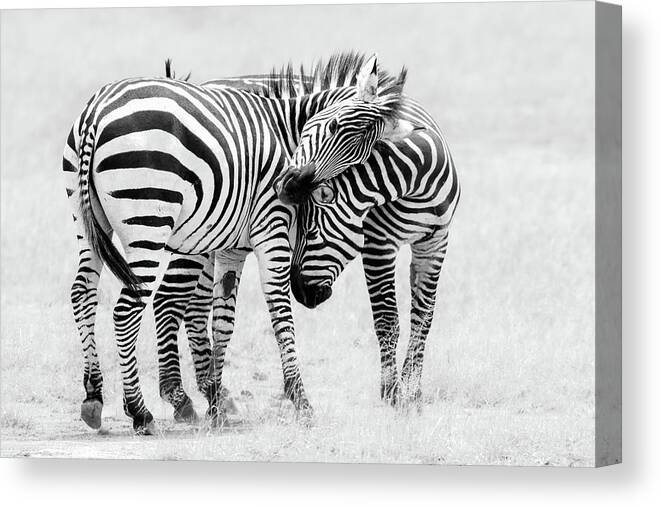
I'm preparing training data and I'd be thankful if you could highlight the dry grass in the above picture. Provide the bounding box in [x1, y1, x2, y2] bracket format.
[1, 3, 595, 465]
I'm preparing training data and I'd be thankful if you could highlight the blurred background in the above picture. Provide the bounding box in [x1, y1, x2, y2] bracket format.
[1, 2, 595, 465]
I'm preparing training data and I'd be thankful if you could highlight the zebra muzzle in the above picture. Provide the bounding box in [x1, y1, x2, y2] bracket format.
[291, 265, 332, 309]
[274, 163, 316, 205]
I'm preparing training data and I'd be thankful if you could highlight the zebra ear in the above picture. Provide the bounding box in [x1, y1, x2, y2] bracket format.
[357, 53, 378, 102]
[381, 118, 425, 143]
[275, 164, 316, 205]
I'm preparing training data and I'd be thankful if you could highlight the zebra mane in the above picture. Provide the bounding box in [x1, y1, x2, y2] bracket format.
[163, 52, 407, 119]
[264, 51, 408, 120]
[164, 58, 191, 82]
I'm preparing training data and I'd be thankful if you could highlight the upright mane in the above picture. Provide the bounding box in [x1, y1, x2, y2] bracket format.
[164, 52, 408, 119]
[264, 51, 408, 119]
[164, 58, 191, 82]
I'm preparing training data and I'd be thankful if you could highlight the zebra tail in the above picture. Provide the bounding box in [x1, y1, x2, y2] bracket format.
[77, 123, 143, 294]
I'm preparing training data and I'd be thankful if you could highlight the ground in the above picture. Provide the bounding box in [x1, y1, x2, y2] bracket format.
[1, 3, 595, 465]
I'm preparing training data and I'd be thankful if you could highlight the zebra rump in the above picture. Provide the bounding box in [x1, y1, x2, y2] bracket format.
[77, 125, 143, 295]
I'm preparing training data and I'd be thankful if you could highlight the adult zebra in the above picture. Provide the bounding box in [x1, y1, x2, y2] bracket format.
[151, 55, 459, 422]
[63, 53, 412, 433]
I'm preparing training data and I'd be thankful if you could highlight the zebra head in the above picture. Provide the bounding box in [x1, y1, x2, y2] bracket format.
[274, 55, 421, 308]
[278, 54, 411, 189]
[287, 176, 364, 308]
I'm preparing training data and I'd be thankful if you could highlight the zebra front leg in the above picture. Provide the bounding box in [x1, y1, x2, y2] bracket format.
[204, 250, 246, 426]
[255, 237, 312, 416]
[183, 254, 214, 395]
[401, 229, 449, 406]
[362, 241, 401, 405]
[153, 254, 207, 423]
[71, 239, 105, 429]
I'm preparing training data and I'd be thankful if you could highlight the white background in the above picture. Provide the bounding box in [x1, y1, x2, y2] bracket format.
[0, 0, 657, 505]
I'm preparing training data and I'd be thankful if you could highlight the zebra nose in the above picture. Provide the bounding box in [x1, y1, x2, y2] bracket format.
[301, 283, 332, 309]
[313, 284, 332, 307]
[291, 266, 332, 309]
[276, 163, 317, 205]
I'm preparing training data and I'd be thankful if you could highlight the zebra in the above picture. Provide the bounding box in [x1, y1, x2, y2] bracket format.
[63, 53, 411, 433]
[150, 54, 458, 422]
[278, 67, 460, 406]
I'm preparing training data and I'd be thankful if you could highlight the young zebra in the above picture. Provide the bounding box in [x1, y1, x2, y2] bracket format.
[152, 54, 458, 421]
[63, 54, 412, 433]
[281, 78, 460, 406]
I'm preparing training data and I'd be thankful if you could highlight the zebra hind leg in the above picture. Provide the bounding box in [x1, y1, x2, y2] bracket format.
[153, 254, 208, 424]
[112, 244, 172, 435]
[71, 239, 105, 429]
[363, 241, 401, 406]
[401, 229, 448, 408]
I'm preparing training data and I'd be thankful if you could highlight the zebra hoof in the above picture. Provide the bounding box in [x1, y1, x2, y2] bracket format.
[381, 382, 400, 407]
[174, 399, 199, 424]
[80, 399, 103, 429]
[133, 413, 157, 436]
[396, 389, 423, 414]
[206, 406, 228, 428]
[295, 401, 315, 425]
[135, 421, 158, 436]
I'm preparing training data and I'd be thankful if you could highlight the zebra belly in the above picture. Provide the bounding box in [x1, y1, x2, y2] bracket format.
[167, 203, 253, 255]
[363, 201, 447, 246]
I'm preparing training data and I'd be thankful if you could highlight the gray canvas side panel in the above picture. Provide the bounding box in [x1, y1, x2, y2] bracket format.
[595, 0, 622, 467]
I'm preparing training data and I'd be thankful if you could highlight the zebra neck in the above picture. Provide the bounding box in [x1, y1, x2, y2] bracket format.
[343, 149, 420, 212]
[223, 88, 356, 194]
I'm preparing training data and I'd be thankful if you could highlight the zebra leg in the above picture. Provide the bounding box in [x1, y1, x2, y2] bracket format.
[204, 250, 246, 426]
[71, 238, 105, 429]
[362, 240, 401, 405]
[255, 238, 312, 416]
[153, 254, 207, 423]
[65, 135, 107, 429]
[112, 245, 170, 435]
[183, 254, 214, 395]
[401, 229, 449, 406]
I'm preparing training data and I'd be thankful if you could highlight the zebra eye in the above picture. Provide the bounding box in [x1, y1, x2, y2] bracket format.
[327, 117, 339, 136]
[311, 183, 336, 205]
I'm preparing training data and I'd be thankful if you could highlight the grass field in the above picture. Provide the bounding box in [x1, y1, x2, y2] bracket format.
[1, 3, 595, 465]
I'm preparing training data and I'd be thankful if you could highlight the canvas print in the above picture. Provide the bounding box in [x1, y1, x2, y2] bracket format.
[0, 1, 621, 466]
